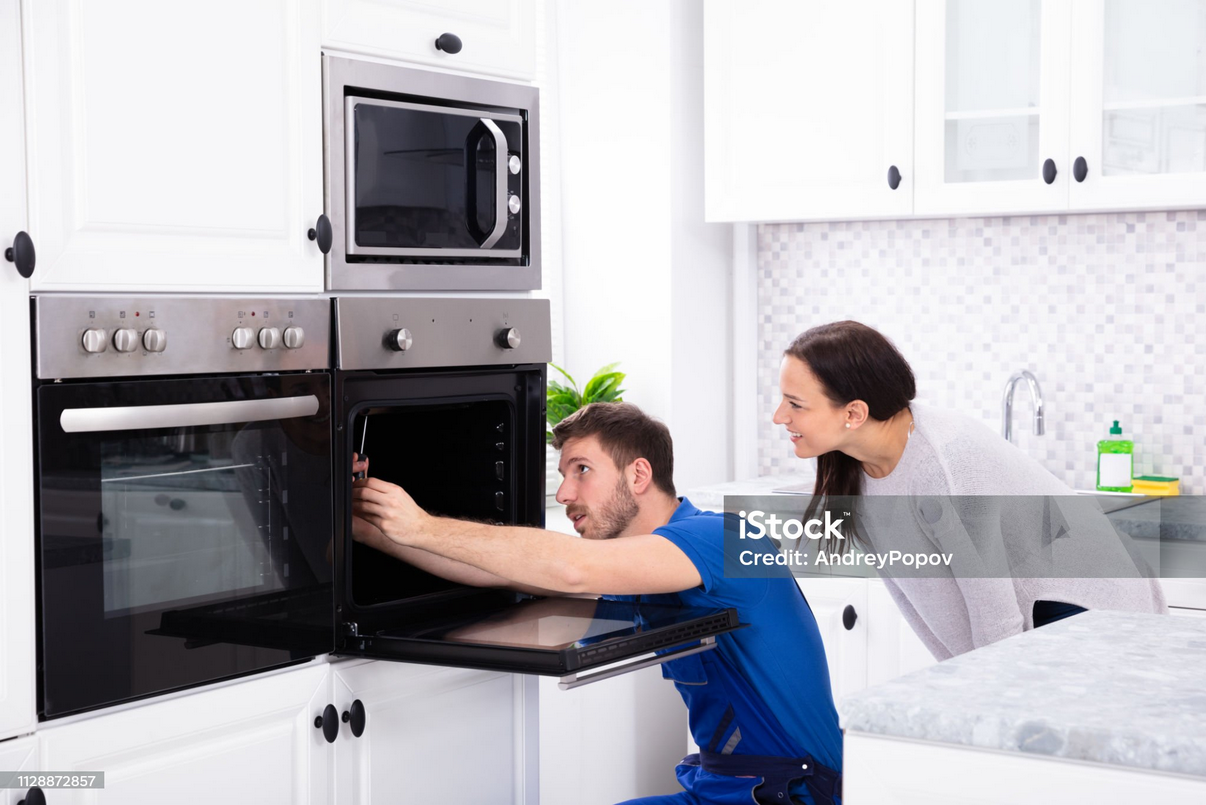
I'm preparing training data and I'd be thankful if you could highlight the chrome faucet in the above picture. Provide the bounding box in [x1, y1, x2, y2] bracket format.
[1002, 370, 1045, 442]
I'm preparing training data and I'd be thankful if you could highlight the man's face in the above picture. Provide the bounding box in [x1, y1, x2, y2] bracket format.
[555, 435, 639, 540]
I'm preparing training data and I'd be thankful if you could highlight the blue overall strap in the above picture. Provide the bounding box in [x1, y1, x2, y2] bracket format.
[696, 750, 842, 805]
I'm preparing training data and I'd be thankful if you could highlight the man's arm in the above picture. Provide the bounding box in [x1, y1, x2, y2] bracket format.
[352, 479, 702, 595]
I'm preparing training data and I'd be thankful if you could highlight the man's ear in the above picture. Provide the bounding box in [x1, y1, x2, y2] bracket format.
[629, 458, 655, 495]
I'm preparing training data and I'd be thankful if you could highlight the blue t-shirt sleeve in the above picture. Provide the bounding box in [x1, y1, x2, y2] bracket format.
[654, 521, 718, 593]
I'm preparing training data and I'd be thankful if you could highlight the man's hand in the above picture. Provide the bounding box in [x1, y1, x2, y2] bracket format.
[352, 477, 432, 548]
[352, 452, 369, 480]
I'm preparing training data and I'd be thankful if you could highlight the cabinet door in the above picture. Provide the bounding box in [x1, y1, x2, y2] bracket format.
[703, 0, 914, 222]
[865, 579, 938, 686]
[1069, 0, 1206, 210]
[914, 0, 1072, 216]
[24, 1, 324, 293]
[38, 664, 331, 805]
[321, 0, 536, 81]
[331, 660, 534, 805]
[0, 736, 39, 805]
[795, 577, 867, 707]
[0, 0, 36, 744]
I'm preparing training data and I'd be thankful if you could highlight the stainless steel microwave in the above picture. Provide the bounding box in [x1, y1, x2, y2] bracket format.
[323, 55, 541, 291]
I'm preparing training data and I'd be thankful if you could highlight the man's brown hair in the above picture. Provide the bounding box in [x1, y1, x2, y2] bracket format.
[551, 402, 677, 497]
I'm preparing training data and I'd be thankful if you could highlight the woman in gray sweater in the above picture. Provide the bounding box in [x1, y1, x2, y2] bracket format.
[772, 320, 1166, 660]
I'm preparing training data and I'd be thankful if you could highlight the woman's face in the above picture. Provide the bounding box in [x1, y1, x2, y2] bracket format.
[773, 355, 849, 459]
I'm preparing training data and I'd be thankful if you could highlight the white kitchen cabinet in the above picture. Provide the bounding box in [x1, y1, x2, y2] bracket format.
[23, 0, 325, 293]
[865, 579, 938, 686]
[703, 0, 914, 222]
[320, 0, 536, 81]
[0, 736, 38, 805]
[0, 0, 36, 745]
[914, 0, 1073, 216]
[37, 664, 331, 805]
[796, 576, 868, 707]
[331, 659, 537, 805]
[1068, 0, 1206, 210]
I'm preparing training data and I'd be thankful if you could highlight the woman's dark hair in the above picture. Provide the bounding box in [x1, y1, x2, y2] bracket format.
[786, 321, 915, 544]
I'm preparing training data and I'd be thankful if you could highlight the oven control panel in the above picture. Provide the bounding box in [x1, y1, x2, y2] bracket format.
[334, 297, 551, 371]
[34, 296, 331, 380]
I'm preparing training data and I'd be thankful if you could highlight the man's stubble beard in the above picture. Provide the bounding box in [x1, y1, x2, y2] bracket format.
[589, 476, 640, 540]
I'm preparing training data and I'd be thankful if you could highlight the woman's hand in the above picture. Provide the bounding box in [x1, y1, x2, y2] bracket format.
[352, 477, 432, 547]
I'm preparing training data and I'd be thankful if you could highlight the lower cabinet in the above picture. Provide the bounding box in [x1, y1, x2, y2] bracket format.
[0, 736, 38, 805]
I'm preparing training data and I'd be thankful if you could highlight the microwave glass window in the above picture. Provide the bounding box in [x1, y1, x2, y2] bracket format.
[352, 103, 523, 251]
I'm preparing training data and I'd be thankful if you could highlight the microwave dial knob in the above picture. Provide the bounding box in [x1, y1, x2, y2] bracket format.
[507, 194, 522, 215]
[495, 327, 521, 350]
[113, 328, 140, 353]
[81, 328, 108, 354]
[142, 328, 167, 353]
[231, 327, 255, 350]
[388, 328, 414, 352]
[508, 155, 522, 175]
[258, 327, 282, 350]
[282, 326, 305, 349]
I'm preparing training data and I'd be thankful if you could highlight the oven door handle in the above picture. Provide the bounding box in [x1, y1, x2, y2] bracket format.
[60, 395, 321, 434]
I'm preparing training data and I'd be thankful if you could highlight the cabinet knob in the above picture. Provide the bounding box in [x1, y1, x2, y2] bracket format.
[315, 703, 339, 743]
[887, 165, 902, 190]
[5, 230, 35, 278]
[1042, 158, 1057, 185]
[308, 214, 332, 254]
[435, 32, 463, 54]
[18, 787, 46, 805]
[842, 604, 858, 631]
[342, 698, 367, 738]
[1073, 156, 1088, 183]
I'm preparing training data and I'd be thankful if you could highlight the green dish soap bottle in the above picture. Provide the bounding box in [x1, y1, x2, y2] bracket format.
[1096, 420, 1133, 492]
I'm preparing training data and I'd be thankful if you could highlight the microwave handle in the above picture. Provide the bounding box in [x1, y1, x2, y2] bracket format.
[472, 119, 509, 249]
[60, 395, 321, 434]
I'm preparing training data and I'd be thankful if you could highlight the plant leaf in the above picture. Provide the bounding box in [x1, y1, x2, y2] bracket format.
[548, 362, 578, 393]
[583, 371, 626, 402]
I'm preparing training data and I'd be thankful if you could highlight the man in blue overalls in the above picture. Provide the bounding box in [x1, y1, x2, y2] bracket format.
[351, 402, 842, 804]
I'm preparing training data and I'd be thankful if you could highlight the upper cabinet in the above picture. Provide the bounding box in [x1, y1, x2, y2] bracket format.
[320, 0, 537, 82]
[914, 0, 1072, 216]
[703, 0, 914, 222]
[1068, 0, 1206, 210]
[23, 0, 325, 293]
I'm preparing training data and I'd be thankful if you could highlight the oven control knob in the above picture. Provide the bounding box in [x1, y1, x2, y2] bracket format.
[258, 327, 282, 350]
[81, 328, 108, 354]
[142, 328, 166, 353]
[282, 326, 305, 349]
[231, 327, 255, 350]
[494, 327, 521, 350]
[508, 154, 522, 175]
[113, 328, 139, 353]
[387, 328, 414, 352]
[507, 194, 522, 215]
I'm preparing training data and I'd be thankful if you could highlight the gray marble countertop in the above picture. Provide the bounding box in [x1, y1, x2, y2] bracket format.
[841, 610, 1206, 777]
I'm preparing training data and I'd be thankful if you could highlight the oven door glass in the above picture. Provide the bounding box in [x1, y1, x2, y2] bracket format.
[347, 97, 524, 258]
[36, 374, 333, 718]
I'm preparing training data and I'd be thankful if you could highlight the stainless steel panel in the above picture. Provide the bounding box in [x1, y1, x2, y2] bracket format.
[60, 395, 320, 433]
[323, 55, 541, 291]
[35, 296, 330, 380]
[335, 297, 550, 371]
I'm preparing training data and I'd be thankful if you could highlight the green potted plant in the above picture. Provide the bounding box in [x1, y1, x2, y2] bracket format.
[545, 362, 626, 499]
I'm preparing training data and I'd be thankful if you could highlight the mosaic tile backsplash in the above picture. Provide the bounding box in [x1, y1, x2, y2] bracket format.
[756, 210, 1206, 493]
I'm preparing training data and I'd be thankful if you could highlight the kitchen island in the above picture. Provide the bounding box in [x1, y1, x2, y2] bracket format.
[840, 609, 1206, 802]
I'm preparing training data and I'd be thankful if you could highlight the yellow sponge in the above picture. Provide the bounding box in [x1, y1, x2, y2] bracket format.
[1130, 475, 1180, 496]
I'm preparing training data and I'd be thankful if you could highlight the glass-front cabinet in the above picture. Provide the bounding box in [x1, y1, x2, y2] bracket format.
[1069, 0, 1206, 209]
[914, 0, 1072, 215]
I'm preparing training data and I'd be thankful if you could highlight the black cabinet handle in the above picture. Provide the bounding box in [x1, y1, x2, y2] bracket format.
[1042, 158, 1057, 185]
[5, 230, 35, 278]
[342, 698, 367, 738]
[307, 214, 332, 255]
[1073, 156, 1088, 183]
[887, 165, 902, 190]
[435, 33, 463, 54]
[842, 605, 858, 631]
[19, 787, 46, 805]
[315, 703, 339, 743]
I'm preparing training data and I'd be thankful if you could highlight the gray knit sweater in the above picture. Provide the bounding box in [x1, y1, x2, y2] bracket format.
[862, 402, 1167, 660]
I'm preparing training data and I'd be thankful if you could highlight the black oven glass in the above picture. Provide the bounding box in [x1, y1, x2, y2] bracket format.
[37, 374, 333, 718]
[351, 101, 523, 252]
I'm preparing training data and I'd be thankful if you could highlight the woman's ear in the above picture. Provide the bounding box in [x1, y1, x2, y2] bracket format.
[846, 400, 870, 429]
[629, 458, 655, 494]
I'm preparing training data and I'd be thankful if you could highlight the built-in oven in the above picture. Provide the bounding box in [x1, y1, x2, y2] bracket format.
[32, 296, 334, 719]
[323, 56, 541, 291]
[330, 297, 743, 688]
